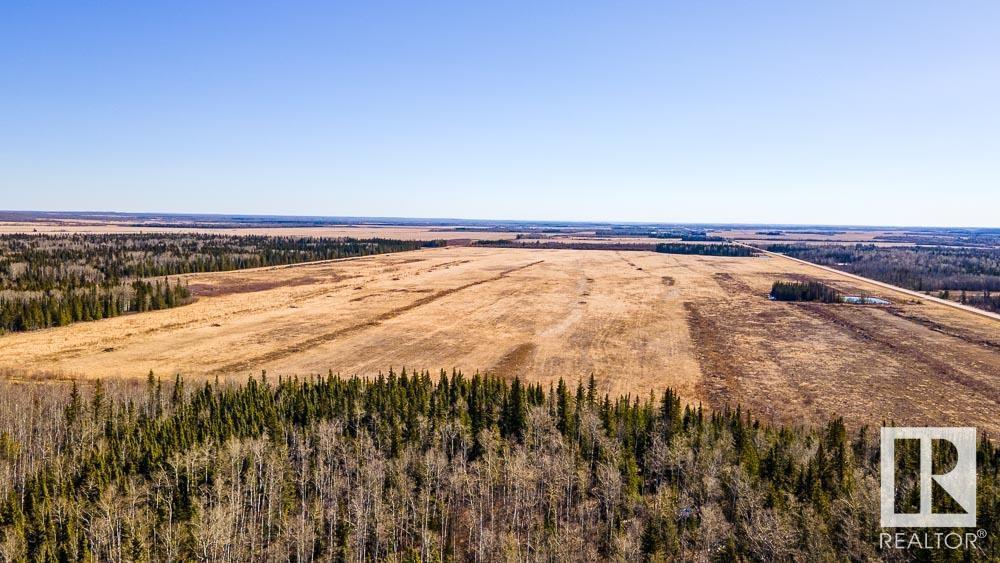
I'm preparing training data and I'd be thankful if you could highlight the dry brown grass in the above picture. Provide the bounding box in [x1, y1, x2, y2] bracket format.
[0, 245, 996, 432]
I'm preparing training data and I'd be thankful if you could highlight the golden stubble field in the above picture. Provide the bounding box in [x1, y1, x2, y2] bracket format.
[0, 246, 997, 432]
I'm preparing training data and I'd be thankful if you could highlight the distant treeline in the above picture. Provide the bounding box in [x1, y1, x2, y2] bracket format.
[592, 228, 725, 241]
[872, 230, 1000, 248]
[0, 370, 996, 561]
[475, 240, 658, 251]
[765, 243, 1000, 312]
[770, 280, 841, 303]
[655, 243, 758, 257]
[0, 234, 426, 333]
[755, 230, 845, 236]
[676, 234, 726, 241]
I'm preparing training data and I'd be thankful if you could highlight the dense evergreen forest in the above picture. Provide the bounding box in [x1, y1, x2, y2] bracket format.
[654, 243, 758, 257]
[770, 281, 842, 303]
[0, 372, 994, 561]
[0, 234, 426, 333]
[763, 244, 1000, 312]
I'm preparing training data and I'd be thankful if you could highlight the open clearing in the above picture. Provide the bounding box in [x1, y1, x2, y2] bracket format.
[1, 246, 997, 432]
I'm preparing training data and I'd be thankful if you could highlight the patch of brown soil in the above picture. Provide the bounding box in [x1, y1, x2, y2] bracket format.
[712, 272, 755, 294]
[684, 302, 743, 406]
[189, 276, 341, 297]
[489, 343, 537, 379]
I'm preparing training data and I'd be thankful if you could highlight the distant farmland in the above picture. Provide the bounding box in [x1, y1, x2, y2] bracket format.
[1, 244, 996, 434]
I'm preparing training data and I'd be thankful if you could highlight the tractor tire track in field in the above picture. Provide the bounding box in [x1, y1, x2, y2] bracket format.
[684, 301, 745, 406]
[798, 303, 1000, 406]
[881, 307, 1000, 351]
[212, 260, 545, 375]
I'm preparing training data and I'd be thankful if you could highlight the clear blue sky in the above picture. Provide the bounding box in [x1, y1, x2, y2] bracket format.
[2, 1, 998, 226]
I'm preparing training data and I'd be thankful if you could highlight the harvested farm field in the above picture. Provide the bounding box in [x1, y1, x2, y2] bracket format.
[0, 246, 997, 433]
[0, 221, 518, 240]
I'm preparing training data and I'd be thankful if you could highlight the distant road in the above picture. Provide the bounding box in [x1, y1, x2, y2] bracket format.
[746, 245, 1000, 322]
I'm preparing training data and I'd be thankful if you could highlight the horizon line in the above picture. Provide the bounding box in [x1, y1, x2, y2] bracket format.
[1, 209, 997, 231]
